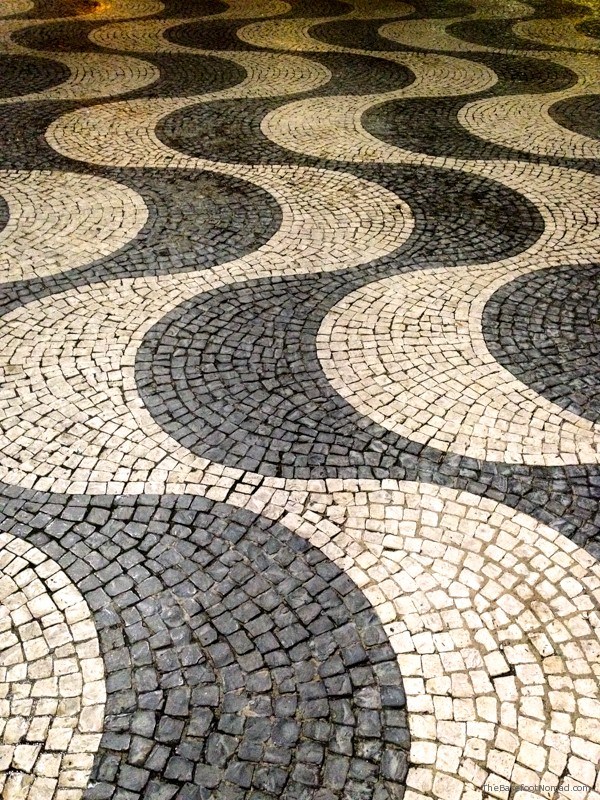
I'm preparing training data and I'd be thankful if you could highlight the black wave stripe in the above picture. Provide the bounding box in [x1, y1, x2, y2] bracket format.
[0, 88, 118, 172]
[164, 19, 263, 50]
[448, 19, 555, 51]
[362, 53, 579, 162]
[154, 51, 415, 165]
[0, 53, 71, 98]
[307, 52, 415, 93]
[0, 156, 545, 356]
[2, 0, 600, 565]
[179, 52, 414, 106]
[548, 94, 600, 141]
[284, 0, 353, 18]
[454, 51, 574, 93]
[130, 53, 247, 99]
[152, 125, 549, 269]
[131, 211, 529, 480]
[0, 194, 9, 235]
[483, 264, 600, 424]
[0, 168, 283, 314]
[159, 0, 229, 18]
[11, 20, 102, 51]
[135, 272, 399, 479]
[131, 266, 600, 554]
[579, 18, 600, 39]
[0, 100, 98, 170]
[348, 164, 546, 267]
[6, 34, 247, 98]
[0, 492, 409, 800]
[527, 0, 594, 17]
[157, 97, 296, 165]
[155, 53, 599, 173]
[0, 157, 543, 316]
[309, 19, 409, 50]
[364, 96, 519, 161]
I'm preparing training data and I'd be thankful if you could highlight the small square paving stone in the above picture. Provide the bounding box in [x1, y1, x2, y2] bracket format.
[1, 1, 600, 799]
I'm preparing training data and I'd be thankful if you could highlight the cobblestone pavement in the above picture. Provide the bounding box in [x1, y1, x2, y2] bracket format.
[0, 0, 599, 798]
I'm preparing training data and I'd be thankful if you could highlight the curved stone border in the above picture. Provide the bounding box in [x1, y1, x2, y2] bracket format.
[2, 496, 411, 799]
[0, 533, 105, 799]
[263, 480, 600, 800]
[0, 165, 413, 494]
[0, 171, 149, 284]
[317, 267, 600, 465]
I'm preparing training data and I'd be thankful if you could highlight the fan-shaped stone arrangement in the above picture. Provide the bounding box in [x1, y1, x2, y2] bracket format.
[0, 534, 105, 799]
[1, 0, 600, 797]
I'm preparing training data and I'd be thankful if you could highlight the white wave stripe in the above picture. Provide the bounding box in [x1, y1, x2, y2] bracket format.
[89, 18, 182, 50]
[216, 0, 291, 18]
[348, 0, 414, 19]
[0, 533, 106, 799]
[237, 17, 350, 51]
[380, 1, 600, 58]
[237, 0, 532, 53]
[259, 50, 600, 162]
[258, 93, 485, 164]
[460, 0, 534, 18]
[457, 53, 600, 160]
[90, 0, 291, 50]
[0, 53, 159, 104]
[513, 16, 600, 51]
[89, 15, 343, 52]
[379, 17, 492, 52]
[63, 0, 165, 19]
[257, 52, 498, 159]
[317, 265, 600, 466]
[0, 0, 34, 18]
[42, 50, 600, 470]
[314, 159, 600, 466]
[90, 0, 411, 56]
[0, 171, 149, 283]
[378, 0, 534, 52]
[90, 0, 410, 54]
[45, 51, 332, 169]
[0, 1, 166, 56]
[0, 0, 163, 42]
[44, 52, 496, 168]
[0, 165, 413, 495]
[268, 481, 600, 800]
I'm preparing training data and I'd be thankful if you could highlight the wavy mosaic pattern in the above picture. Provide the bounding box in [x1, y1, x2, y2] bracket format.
[0, 170, 148, 282]
[1, 0, 600, 797]
[0, 533, 105, 799]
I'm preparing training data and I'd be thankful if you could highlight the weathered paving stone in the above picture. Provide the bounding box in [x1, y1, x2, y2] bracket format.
[0, 495, 409, 799]
[362, 53, 581, 162]
[2, 0, 600, 797]
[483, 264, 600, 424]
[549, 93, 600, 140]
[0, 53, 71, 97]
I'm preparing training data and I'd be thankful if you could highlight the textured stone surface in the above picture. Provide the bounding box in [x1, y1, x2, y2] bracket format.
[1, 0, 600, 797]
[1, 495, 409, 799]
[483, 264, 600, 424]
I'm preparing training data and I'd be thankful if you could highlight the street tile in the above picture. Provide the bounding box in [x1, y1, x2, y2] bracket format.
[0, 0, 599, 797]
